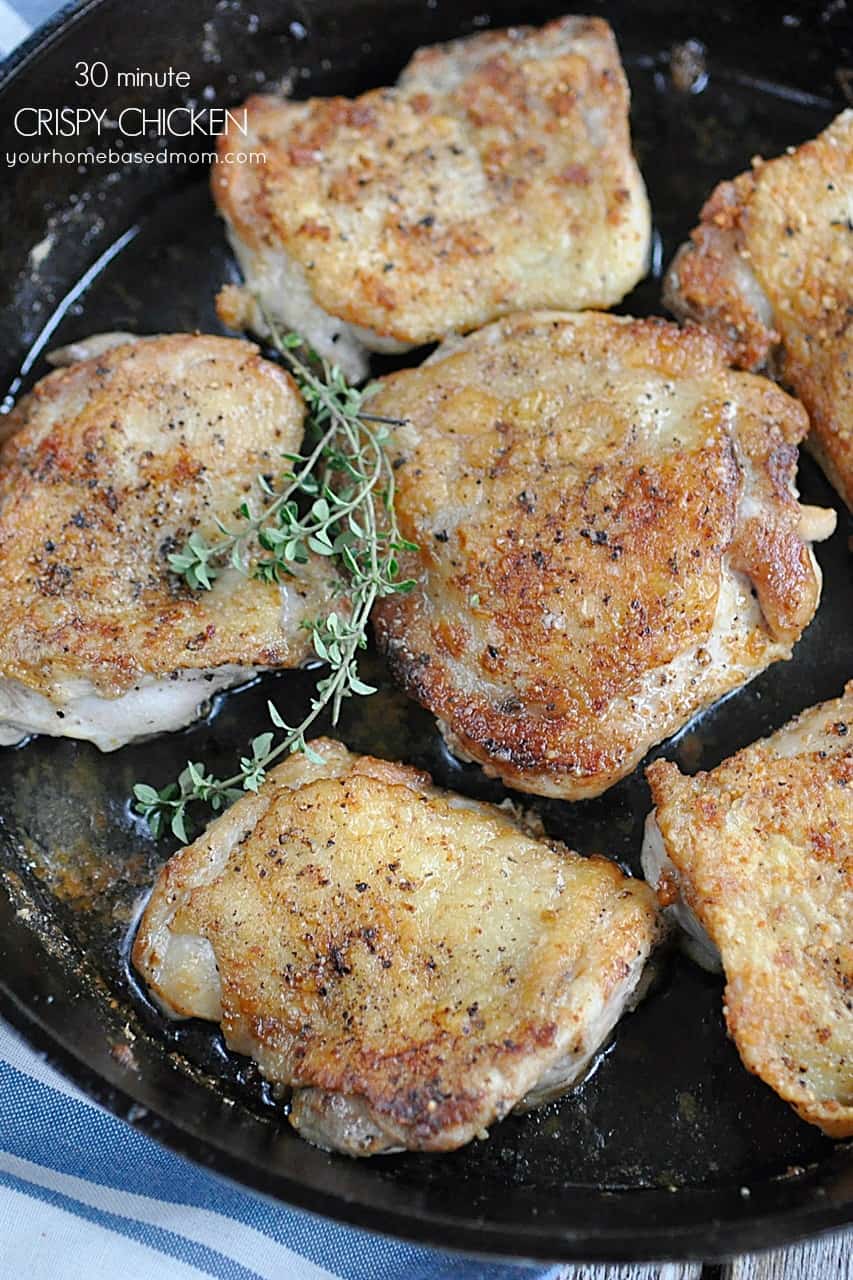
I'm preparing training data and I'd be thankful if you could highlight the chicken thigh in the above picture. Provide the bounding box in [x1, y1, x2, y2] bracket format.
[369, 311, 834, 800]
[214, 16, 650, 379]
[664, 110, 853, 509]
[133, 739, 663, 1155]
[644, 684, 853, 1138]
[0, 334, 330, 750]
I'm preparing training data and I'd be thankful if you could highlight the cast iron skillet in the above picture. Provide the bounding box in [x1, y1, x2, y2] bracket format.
[0, 0, 852, 1263]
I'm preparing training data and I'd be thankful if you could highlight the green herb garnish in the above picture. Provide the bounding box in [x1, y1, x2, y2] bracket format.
[132, 317, 416, 842]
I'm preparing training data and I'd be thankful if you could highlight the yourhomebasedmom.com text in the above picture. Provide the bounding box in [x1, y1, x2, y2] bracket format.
[6, 147, 264, 167]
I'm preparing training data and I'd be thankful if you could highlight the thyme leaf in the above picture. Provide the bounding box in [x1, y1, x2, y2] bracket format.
[133, 314, 415, 842]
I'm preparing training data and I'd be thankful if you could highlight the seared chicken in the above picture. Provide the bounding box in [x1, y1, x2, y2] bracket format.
[0, 334, 330, 750]
[664, 110, 853, 509]
[214, 16, 650, 380]
[133, 738, 663, 1155]
[643, 684, 853, 1139]
[370, 310, 834, 800]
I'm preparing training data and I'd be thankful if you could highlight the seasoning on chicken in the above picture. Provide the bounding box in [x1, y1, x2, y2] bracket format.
[369, 310, 834, 800]
[0, 334, 330, 750]
[643, 683, 853, 1139]
[133, 739, 663, 1155]
[664, 110, 853, 509]
[214, 15, 650, 379]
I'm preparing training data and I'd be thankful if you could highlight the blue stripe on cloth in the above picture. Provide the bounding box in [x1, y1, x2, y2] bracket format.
[0, 1167, 261, 1280]
[0, 1060, 545, 1280]
[0, 0, 32, 57]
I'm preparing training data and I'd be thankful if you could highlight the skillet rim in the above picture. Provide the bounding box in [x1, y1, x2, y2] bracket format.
[0, 0, 95, 90]
[0, 0, 851, 1262]
[1, 977, 851, 1264]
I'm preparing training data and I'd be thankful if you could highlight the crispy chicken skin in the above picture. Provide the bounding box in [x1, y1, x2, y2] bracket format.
[644, 684, 853, 1139]
[369, 311, 834, 800]
[213, 16, 650, 379]
[0, 335, 331, 750]
[133, 739, 663, 1155]
[664, 110, 853, 509]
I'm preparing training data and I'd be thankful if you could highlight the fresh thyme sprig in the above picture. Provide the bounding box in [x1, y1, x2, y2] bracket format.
[132, 317, 416, 842]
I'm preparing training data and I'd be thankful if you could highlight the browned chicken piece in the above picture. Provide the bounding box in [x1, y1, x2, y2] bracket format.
[133, 739, 663, 1156]
[369, 310, 835, 801]
[643, 684, 853, 1139]
[0, 334, 331, 750]
[664, 110, 853, 509]
[213, 16, 650, 380]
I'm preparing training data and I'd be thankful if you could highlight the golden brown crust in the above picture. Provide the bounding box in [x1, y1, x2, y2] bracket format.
[0, 335, 328, 697]
[648, 683, 853, 1138]
[133, 738, 662, 1153]
[664, 173, 780, 371]
[213, 17, 649, 349]
[369, 311, 828, 799]
[665, 110, 853, 510]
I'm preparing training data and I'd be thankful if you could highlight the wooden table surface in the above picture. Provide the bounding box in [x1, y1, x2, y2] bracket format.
[554, 1231, 850, 1280]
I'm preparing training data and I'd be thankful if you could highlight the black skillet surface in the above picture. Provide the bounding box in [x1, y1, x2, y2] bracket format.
[0, 0, 852, 1263]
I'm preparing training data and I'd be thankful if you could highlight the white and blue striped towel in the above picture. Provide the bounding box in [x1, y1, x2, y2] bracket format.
[0, 1018, 555, 1279]
[0, 5, 552, 1276]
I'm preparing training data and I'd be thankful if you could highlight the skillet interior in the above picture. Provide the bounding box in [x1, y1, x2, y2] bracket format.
[0, 0, 851, 1261]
